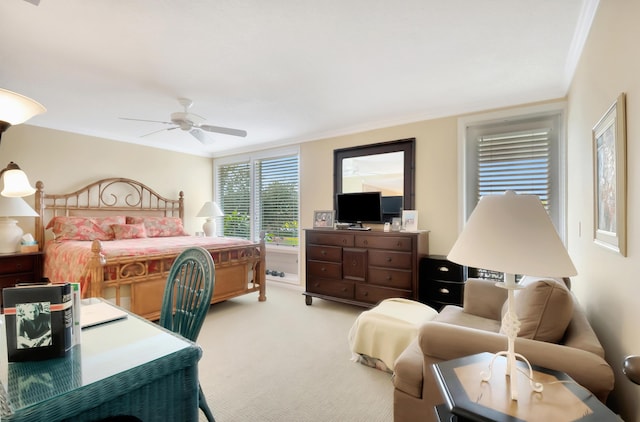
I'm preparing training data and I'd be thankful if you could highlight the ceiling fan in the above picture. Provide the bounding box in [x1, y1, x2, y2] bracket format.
[120, 98, 247, 145]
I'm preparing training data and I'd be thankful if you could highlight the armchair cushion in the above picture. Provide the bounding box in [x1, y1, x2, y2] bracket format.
[501, 276, 573, 343]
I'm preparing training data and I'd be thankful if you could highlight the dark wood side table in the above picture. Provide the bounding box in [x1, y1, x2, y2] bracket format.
[0, 251, 44, 309]
[433, 352, 618, 422]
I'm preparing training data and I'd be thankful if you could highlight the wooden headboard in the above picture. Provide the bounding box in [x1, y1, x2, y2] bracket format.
[34, 178, 184, 248]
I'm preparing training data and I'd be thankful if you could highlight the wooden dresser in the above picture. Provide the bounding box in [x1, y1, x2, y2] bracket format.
[304, 229, 428, 307]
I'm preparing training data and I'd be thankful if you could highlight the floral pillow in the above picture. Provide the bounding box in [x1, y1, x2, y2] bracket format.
[125, 216, 187, 237]
[111, 223, 147, 240]
[47, 216, 126, 241]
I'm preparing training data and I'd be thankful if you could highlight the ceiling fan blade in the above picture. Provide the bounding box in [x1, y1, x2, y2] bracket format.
[198, 124, 247, 138]
[23, 0, 41, 5]
[141, 126, 179, 137]
[120, 117, 175, 125]
[189, 129, 214, 145]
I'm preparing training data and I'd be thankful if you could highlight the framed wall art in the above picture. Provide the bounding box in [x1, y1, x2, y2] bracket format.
[313, 210, 335, 229]
[592, 92, 627, 256]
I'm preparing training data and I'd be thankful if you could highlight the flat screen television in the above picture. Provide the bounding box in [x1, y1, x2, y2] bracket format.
[335, 192, 383, 228]
[381, 195, 403, 222]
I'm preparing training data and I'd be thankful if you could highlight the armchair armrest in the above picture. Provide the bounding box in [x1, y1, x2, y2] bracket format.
[462, 278, 507, 320]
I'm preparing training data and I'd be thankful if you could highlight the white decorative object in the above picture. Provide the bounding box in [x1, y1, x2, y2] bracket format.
[196, 201, 224, 237]
[401, 210, 418, 231]
[447, 191, 577, 401]
[0, 196, 39, 253]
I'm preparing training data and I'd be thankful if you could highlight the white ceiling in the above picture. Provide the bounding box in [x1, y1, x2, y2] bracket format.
[1, 0, 597, 158]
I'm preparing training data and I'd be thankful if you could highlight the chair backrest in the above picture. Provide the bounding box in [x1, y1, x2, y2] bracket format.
[159, 247, 215, 341]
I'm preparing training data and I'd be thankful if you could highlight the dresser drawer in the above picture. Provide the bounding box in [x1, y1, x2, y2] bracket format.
[355, 235, 412, 251]
[368, 250, 412, 269]
[0, 256, 35, 275]
[0, 272, 37, 289]
[307, 278, 354, 300]
[307, 260, 342, 279]
[368, 267, 412, 289]
[355, 284, 411, 305]
[426, 279, 464, 306]
[421, 256, 465, 282]
[307, 231, 354, 247]
[306, 245, 342, 262]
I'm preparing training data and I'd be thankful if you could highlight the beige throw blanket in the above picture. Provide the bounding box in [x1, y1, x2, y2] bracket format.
[348, 298, 438, 371]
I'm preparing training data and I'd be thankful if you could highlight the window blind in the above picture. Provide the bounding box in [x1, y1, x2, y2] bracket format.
[477, 129, 551, 209]
[254, 155, 299, 244]
[217, 161, 251, 239]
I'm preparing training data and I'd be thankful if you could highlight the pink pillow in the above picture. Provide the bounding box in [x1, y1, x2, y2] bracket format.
[125, 216, 187, 237]
[111, 223, 147, 240]
[48, 216, 126, 241]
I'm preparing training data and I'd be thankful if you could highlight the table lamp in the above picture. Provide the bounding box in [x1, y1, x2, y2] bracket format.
[0, 196, 39, 253]
[197, 201, 224, 237]
[447, 191, 577, 401]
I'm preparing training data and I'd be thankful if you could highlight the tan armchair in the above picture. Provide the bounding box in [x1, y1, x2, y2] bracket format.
[392, 277, 615, 422]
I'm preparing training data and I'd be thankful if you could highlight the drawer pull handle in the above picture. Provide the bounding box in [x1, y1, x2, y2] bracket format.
[314, 283, 320, 287]
[386, 257, 392, 262]
[438, 266, 449, 272]
[439, 288, 450, 294]
[343, 288, 348, 292]
[321, 250, 327, 255]
[363, 291, 368, 296]
[386, 275, 392, 281]
[321, 267, 326, 272]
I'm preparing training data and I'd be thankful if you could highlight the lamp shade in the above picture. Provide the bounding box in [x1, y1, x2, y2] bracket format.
[447, 191, 577, 278]
[0, 88, 46, 127]
[0, 196, 39, 217]
[197, 201, 224, 218]
[1, 163, 36, 197]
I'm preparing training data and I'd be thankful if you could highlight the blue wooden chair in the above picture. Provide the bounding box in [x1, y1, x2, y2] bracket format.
[159, 247, 216, 422]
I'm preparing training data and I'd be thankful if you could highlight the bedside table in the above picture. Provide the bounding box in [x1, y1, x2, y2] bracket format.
[0, 251, 44, 309]
[419, 255, 466, 310]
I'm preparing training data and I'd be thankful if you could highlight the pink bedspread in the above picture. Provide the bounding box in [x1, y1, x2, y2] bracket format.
[44, 236, 256, 288]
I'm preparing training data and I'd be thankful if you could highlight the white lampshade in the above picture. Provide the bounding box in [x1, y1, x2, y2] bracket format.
[1, 162, 36, 197]
[197, 201, 224, 218]
[197, 201, 224, 237]
[0, 88, 46, 127]
[447, 191, 576, 278]
[0, 196, 38, 254]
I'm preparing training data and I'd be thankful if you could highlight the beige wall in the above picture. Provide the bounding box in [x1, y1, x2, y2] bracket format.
[567, 0, 640, 418]
[0, 125, 213, 236]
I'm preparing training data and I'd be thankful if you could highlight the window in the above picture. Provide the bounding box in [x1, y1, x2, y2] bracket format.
[215, 148, 299, 245]
[461, 107, 565, 238]
[459, 105, 566, 280]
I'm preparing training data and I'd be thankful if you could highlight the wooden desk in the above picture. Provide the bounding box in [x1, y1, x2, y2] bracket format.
[0, 300, 202, 421]
[433, 352, 618, 422]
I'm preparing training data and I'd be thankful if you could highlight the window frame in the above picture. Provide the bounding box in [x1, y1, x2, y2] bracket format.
[457, 102, 568, 243]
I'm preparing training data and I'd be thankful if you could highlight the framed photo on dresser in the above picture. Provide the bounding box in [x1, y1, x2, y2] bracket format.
[402, 210, 418, 231]
[313, 210, 335, 229]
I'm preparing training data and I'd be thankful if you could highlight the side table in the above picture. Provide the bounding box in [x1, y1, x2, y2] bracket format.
[0, 251, 44, 309]
[433, 352, 619, 421]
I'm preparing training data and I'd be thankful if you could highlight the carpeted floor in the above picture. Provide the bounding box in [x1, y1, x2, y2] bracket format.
[196, 282, 394, 422]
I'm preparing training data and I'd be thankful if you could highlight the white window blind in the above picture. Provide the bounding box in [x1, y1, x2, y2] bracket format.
[217, 161, 251, 239]
[215, 149, 299, 245]
[254, 155, 299, 244]
[477, 129, 551, 209]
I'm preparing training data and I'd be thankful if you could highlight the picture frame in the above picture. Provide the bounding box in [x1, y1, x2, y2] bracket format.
[592, 93, 627, 256]
[313, 210, 335, 229]
[401, 210, 418, 232]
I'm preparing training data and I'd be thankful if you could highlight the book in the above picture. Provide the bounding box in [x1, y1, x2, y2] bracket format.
[80, 300, 128, 329]
[3, 283, 73, 362]
[70, 282, 81, 346]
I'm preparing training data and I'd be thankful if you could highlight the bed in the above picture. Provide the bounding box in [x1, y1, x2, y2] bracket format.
[34, 177, 266, 321]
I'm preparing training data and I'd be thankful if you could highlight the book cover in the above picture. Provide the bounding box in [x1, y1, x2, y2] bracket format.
[3, 283, 73, 362]
[70, 282, 81, 346]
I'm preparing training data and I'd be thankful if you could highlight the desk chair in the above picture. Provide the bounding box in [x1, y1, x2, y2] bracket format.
[160, 247, 216, 422]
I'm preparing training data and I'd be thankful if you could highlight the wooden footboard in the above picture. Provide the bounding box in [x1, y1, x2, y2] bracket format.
[87, 234, 266, 320]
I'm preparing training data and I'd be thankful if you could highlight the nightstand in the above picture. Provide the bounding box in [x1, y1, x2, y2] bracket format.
[0, 251, 44, 309]
[419, 255, 466, 310]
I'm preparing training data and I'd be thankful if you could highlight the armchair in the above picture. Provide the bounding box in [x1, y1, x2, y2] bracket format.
[393, 277, 615, 422]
